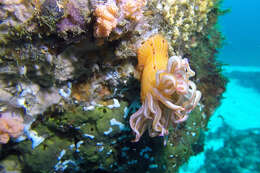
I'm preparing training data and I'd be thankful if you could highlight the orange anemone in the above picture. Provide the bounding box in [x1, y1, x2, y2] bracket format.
[129, 34, 201, 142]
[137, 34, 168, 101]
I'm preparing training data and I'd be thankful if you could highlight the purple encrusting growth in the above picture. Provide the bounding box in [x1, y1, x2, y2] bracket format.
[66, 2, 85, 26]
[57, 18, 77, 32]
[57, 2, 86, 32]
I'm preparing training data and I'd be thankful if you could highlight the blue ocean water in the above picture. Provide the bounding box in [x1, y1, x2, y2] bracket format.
[179, 0, 260, 172]
[218, 0, 260, 66]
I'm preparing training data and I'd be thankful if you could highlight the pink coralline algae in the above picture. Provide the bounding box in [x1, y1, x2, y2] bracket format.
[0, 111, 24, 144]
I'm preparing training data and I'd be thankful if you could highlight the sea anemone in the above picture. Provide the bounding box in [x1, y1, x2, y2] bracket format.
[129, 34, 201, 142]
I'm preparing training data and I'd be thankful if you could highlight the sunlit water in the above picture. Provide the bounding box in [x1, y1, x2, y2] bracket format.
[179, 0, 260, 172]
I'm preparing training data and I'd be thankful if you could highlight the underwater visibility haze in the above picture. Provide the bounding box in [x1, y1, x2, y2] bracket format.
[180, 0, 260, 172]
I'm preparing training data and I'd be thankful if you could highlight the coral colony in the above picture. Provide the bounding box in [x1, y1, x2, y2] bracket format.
[0, 111, 24, 144]
[94, 1, 119, 37]
[94, 0, 146, 37]
[0, 0, 226, 172]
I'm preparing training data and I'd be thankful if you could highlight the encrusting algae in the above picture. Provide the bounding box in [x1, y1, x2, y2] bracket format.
[0, 0, 227, 172]
[130, 34, 202, 141]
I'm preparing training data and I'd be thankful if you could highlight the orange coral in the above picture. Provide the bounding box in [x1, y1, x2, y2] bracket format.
[0, 111, 24, 144]
[129, 34, 201, 141]
[94, 2, 119, 37]
[93, 0, 146, 38]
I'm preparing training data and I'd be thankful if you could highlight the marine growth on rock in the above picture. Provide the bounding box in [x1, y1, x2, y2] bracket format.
[0, 0, 227, 172]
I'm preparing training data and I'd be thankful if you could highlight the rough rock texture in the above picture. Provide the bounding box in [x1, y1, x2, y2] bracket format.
[0, 0, 227, 172]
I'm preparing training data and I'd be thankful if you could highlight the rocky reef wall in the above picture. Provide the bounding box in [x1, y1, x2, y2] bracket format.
[0, 0, 227, 172]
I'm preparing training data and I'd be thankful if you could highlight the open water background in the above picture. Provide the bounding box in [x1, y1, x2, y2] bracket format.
[218, 0, 260, 66]
[179, 0, 260, 172]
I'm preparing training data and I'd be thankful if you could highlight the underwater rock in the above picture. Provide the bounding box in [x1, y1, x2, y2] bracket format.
[16, 83, 61, 116]
[0, 0, 227, 172]
[198, 123, 260, 173]
[16, 136, 72, 173]
[57, 0, 91, 40]
[0, 0, 34, 43]
[0, 155, 22, 173]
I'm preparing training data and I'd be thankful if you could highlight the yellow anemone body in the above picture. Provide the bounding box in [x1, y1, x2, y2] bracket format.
[137, 34, 168, 101]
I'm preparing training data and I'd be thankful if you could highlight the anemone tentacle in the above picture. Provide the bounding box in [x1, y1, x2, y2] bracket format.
[129, 34, 201, 142]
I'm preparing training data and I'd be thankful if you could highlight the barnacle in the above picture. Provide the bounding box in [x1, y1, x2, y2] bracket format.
[129, 34, 201, 141]
[94, 2, 119, 37]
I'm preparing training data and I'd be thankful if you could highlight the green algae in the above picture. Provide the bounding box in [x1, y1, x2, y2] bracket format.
[0, 155, 22, 173]
[16, 136, 71, 173]
[14, 101, 129, 172]
[0, 0, 227, 172]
